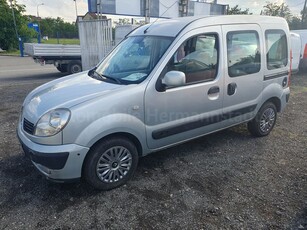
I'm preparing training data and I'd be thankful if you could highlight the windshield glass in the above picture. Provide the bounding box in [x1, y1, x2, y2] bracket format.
[95, 36, 173, 84]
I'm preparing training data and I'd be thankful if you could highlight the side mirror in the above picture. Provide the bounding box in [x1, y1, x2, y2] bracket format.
[88, 67, 97, 76]
[162, 71, 186, 88]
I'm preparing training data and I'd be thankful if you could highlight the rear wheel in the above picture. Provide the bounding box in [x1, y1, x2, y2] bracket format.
[68, 61, 82, 74]
[83, 137, 139, 190]
[56, 64, 68, 73]
[248, 102, 277, 137]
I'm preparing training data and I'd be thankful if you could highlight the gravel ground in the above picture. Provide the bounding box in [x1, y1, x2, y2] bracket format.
[0, 72, 306, 229]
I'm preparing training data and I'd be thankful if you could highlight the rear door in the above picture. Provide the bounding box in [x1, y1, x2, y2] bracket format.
[221, 24, 264, 126]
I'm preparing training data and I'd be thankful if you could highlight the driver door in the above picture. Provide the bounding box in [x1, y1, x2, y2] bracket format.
[145, 26, 224, 149]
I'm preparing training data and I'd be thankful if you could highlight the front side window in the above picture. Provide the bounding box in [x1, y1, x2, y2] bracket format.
[227, 31, 261, 77]
[265, 30, 288, 70]
[96, 36, 173, 84]
[164, 34, 219, 84]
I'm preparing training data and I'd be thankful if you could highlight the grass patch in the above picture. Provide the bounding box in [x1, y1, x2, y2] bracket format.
[41, 38, 80, 45]
[0, 50, 21, 56]
[290, 85, 307, 95]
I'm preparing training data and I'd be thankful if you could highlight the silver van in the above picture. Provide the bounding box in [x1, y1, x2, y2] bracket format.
[18, 15, 291, 190]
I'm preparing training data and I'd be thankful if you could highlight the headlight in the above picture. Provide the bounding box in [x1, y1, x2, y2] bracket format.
[34, 108, 71, 137]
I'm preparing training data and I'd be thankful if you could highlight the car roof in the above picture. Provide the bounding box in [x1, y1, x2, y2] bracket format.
[129, 15, 288, 37]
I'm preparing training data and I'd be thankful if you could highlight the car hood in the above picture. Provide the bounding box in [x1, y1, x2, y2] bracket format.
[23, 72, 125, 121]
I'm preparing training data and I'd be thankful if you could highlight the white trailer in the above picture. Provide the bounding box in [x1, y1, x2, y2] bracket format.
[290, 32, 302, 73]
[24, 43, 82, 74]
[291, 30, 307, 72]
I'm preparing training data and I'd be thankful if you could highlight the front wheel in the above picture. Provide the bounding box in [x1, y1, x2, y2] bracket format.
[83, 137, 139, 190]
[248, 102, 277, 137]
[68, 61, 82, 74]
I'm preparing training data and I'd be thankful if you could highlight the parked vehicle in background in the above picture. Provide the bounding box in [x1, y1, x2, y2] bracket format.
[24, 43, 82, 74]
[290, 32, 302, 73]
[18, 15, 291, 190]
[291, 30, 307, 72]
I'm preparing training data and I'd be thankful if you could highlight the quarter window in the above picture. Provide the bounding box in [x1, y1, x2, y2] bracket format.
[165, 34, 219, 84]
[227, 31, 261, 77]
[265, 30, 288, 70]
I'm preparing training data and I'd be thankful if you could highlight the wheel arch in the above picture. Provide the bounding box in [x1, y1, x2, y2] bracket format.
[264, 97, 281, 112]
[102, 132, 143, 157]
[81, 132, 143, 177]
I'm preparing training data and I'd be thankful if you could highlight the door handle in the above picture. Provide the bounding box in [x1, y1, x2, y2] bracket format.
[208, 86, 220, 95]
[227, 83, 237, 96]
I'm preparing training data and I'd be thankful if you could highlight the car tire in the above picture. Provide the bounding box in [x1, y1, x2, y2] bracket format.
[83, 137, 139, 190]
[68, 61, 82, 74]
[248, 102, 277, 137]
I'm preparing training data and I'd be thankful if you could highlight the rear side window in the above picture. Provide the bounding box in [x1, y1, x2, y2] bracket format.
[227, 31, 261, 77]
[265, 30, 288, 70]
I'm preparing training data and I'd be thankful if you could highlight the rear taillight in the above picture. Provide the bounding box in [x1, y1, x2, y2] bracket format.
[288, 49, 292, 86]
[304, 44, 307, 59]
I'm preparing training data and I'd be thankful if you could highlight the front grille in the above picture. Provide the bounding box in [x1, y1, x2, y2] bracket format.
[23, 118, 34, 135]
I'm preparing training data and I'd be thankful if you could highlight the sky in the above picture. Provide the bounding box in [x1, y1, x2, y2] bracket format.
[16, 0, 306, 23]
[17, 0, 89, 22]
[218, 0, 305, 16]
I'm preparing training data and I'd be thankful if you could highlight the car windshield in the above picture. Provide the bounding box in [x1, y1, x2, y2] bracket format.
[95, 35, 173, 84]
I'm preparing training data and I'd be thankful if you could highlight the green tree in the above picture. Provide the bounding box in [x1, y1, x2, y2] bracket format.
[262, 2, 292, 21]
[261, 1, 307, 29]
[289, 16, 303, 30]
[35, 17, 78, 39]
[301, 7, 307, 29]
[227, 5, 251, 15]
[39, 17, 56, 37]
[0, 0, 35, 50]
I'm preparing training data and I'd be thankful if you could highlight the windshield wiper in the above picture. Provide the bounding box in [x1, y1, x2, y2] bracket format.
[101, 73, 122, 84]
[89, 69, 122, 84]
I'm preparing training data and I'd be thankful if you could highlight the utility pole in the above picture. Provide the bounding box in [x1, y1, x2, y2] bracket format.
[9, 0, 18, 39]
[74, 0, 78, 18]
[145, 0, 150, 24]
[179, 0, 188, 17]
[9, 0, 23, 56]
[97, 0, 101, 20]
[37, 3, 44, 18]
[37, 3, 44, 43]
[302, 0, 307, 27]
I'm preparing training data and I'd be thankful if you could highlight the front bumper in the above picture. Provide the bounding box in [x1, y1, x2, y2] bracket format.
[17, 122, 89, 181]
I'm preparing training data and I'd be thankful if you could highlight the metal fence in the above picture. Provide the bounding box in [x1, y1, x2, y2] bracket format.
[78, 19, 113, 70]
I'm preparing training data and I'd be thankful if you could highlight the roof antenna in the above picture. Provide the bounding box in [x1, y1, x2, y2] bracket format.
[144, 1, 178, 34]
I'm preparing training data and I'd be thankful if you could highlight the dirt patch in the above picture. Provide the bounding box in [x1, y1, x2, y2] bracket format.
[0, 73, 306, 229]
